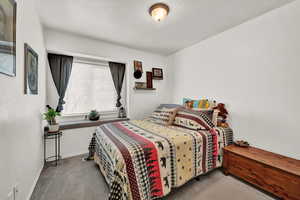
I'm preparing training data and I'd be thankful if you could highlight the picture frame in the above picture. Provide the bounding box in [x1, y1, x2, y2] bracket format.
[0, 0, 17, 77]
[134, 60, 143, 73]
[24, 43, 38, 95]
[152, 68, 163, 80]
[135, 82, 147, 89]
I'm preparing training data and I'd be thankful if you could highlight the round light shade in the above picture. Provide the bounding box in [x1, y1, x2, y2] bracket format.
[149, 3, 169, 22]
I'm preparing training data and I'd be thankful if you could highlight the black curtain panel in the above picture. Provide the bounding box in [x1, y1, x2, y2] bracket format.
[108, 62, 126, 107]
[48, 53, 73, 112]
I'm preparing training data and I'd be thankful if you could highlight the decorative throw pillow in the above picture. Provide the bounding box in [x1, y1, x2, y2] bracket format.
[183, 98, 216, 110]
[173, 108, 215, 130]
[148, 107, 178, 125]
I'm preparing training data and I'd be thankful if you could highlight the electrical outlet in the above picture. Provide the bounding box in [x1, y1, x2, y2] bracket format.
[7, 191, 13, 200]
[13, 183, 19, 200]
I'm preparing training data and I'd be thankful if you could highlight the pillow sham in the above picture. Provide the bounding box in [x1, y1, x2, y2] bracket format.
[148, 107, 178, 125]
[157, 104, 184, 109]
[173, 108, 214, 130]
[183, 98, 216, 110]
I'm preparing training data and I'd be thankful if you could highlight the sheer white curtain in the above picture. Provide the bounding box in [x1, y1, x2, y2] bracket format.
[62, 60, 117, 115]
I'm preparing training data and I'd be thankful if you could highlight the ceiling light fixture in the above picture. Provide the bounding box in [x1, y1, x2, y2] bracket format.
[149, 3, 169, 22]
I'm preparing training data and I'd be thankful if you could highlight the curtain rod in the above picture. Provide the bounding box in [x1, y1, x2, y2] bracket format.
[47, 49, 127, 65]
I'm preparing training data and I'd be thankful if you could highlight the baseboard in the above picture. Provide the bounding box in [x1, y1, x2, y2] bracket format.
[62, 151, 88, 159]
[26, 163, 44, 200]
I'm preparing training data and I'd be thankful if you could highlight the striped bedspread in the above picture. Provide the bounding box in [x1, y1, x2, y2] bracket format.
[94, 120, 233, 200]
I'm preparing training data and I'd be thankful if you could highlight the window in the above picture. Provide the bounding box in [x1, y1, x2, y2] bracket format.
[62, 59, 118, 115]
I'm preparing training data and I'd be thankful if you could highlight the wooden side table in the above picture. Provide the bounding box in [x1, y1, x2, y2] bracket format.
[44, 131, 62, 166]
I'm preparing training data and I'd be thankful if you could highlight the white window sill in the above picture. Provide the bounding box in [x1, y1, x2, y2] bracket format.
[58, 117, 129, 130]
[58, 110, 118, 123]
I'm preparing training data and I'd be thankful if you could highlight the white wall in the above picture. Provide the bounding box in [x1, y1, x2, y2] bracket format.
[44, 29, 172, 158]
[0, 0, 47, 199]
[46, 127, 96, 159]
[45, 29, 171, 119]
[168, 1, 300, 159]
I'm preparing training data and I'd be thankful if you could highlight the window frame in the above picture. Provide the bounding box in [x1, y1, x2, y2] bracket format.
[60, 57, 127, 119]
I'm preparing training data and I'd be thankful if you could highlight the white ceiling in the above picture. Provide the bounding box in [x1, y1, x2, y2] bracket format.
[38, 0, 294, 55]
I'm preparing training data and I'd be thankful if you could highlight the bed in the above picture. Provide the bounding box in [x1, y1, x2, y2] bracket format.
[94, 114, 233, 200]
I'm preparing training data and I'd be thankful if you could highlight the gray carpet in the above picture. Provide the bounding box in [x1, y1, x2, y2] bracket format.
[30, 155, 276, 200]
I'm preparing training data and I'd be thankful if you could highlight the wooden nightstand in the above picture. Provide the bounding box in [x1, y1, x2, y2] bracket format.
[223, 145, 300, 200]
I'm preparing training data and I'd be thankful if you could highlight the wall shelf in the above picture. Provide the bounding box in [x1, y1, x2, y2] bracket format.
[133, 87, 156, 90]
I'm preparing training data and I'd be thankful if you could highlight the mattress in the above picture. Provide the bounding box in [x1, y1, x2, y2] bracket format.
[94, 120, 233, 200]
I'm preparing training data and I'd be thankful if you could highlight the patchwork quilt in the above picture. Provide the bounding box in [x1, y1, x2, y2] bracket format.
[94, 120, 233, 200]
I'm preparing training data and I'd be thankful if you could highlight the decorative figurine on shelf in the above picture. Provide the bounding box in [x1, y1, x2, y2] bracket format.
[146, 71, 153, 88]
[43, 105, 61, 132]
[213, 103, 229, 128]
[118, 107, 127, 118]
[234, 140, 250, 147]
[88, 110, 100, 121]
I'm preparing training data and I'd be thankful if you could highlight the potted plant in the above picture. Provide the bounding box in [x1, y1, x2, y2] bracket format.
[88, 110, 100, 121]
[44, 105, 61, 132]
[118, 107, 127, 118]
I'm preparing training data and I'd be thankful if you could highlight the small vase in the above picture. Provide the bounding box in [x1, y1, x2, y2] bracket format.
[49, 124, 59, 132]
[118, 107, 127, 118]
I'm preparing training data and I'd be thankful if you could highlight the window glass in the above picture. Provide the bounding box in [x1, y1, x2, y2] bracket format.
[63, 61, 117, 115]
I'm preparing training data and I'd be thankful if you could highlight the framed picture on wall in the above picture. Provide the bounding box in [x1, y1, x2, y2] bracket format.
[152, 68, 163, 80]
[134, 60, 143, 72]
[135, 81, 147, 89]
[24, 43, 38, 95]
[0, 0, 17, 77]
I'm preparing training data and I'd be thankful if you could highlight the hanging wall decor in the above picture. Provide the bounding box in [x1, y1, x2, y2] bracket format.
[24, 43, 38, 95]
[135, 81, 147, 89]
[134, 70, 142, 79]
[133, 60, 143, 79]
[134, 60, 143, 72]
[146, 71, 153, 89]
[152, 68, 163, 80]
[0, 0, 17, 76]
